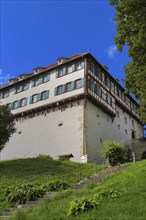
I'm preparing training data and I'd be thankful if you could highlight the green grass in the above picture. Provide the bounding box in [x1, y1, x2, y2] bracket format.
[6, 160, 146, 220]
[0, 157, 101, 215]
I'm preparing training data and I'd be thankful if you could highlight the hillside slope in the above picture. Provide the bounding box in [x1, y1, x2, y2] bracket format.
[7, 160, 146, 220]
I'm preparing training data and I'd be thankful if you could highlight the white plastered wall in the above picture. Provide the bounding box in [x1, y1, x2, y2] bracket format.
[1, 100, 84, 162]
[85, 101, 144, 163]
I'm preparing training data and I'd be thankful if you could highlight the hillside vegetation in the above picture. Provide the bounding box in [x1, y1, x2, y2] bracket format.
[0, 157, 101, 215]
[7, 160, 146, 220]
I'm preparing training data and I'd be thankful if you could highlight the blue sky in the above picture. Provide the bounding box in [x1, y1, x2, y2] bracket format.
[1, 0, 130, 87]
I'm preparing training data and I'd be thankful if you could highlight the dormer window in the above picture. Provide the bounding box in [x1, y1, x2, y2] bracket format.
[57, 57, 68, 65]
[34, 67, 45, 74]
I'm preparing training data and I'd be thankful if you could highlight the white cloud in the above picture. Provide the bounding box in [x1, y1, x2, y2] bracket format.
[107, 45, 117, 58]
[0, 70, 15, 86]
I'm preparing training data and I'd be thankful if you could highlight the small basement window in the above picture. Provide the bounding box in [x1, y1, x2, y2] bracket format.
[58, 123, 63, 127]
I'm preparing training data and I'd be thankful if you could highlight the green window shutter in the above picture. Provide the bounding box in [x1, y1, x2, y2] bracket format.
[81, 62, 84, 68]
[72, 64, 75, 72]
[14, 88, 17, 94]
[19, 85, 23, 92]
[46, 90, 49, 99]
[81, 78, 84, 88]
[37, 93, 41, 102]
[25, 98, 28, 106]
[31, 80, 35, 87]
[63, 67, 66, 75]
[18, 100, 21, 108]
[29, 96, 32, 104]
[56, 71, 59, 78]
[71, 81, 75, 90]
[62, 84, 66, 93]
[39, 77, 43, 85]
[54, 87, 57, 96]
[47, 74, 50, 81]
[26, 83, 29, 90]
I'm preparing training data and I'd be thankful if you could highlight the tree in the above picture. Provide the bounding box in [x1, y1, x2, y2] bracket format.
[100, 140, 131, 166]
[110, 0, 146, 124]
[0, 104, 16, 151]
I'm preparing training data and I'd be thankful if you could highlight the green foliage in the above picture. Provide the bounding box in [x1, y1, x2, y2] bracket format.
[110, 0, 146, 123]
[7, 161, 146, 220]
[48, 180, 69, 191]
[68, 188, 119, 216]
[100, 140, 131, 166]
[0, 104, 16, 151]
[0, 158, 101, 215]
[68, 196, 101, 216]
[5, 182, 46, 205]
[98, 189, 119, 199]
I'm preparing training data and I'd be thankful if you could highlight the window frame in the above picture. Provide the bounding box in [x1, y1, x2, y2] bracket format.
[75, 79, 82, 89]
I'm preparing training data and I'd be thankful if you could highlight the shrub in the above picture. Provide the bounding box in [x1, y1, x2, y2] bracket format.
[68, 196, 101, 216]
[100, 141, 131, 166]
[68, 188, 119, 216]
[5, 182, 46, 205]
[47, 180, 69, 191]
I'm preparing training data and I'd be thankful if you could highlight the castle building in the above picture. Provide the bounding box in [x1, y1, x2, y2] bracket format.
[0, 53, 144, 163]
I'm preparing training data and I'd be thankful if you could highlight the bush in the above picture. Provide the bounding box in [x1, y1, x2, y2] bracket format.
[68, 196, 101, 216]
[5, 182, 46, 205]
[47, 180, 69, 191]
[100, 141, 131, 166]
[68, 188, 119, 216]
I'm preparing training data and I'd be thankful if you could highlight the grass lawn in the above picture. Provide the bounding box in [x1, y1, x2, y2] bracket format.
[0, 157, 101, 215]
[8, 160, 146, 220]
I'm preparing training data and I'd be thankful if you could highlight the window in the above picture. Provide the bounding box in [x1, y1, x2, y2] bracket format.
[102, 73, 106, 83]
[76, 61, 84, 70]
[23, 83, 29, 91]
[111, 82, 115, 92]
[124, 117, 127, 124]
[121, 93, 125, 101]
[41, 91, 49, 100]
[58, 67, 66, 77]
[118, 124, 120, 129]
[94, 84, 102, 97]
[32, 94, 38, 103]
[67, 64, 75, 73]
[57, 85, 63, 95]
[20, 98, 27, 107]
[125, 129, 127, 135]
[107, 94, 112, 106]
[102, 91, 107, 101]
[75, 79, 82, 89]
[66, 82, 72, 92]
[96, 68, 102, 79]
[88, 79, 94, 91]
[3, 91, 9, 98]
[42, 74, 50, 83]
[106, 77, 111, 88]
[16, 86, 22, 93]
[13, 101, 19, 109]
[34, 78, 40, 87]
